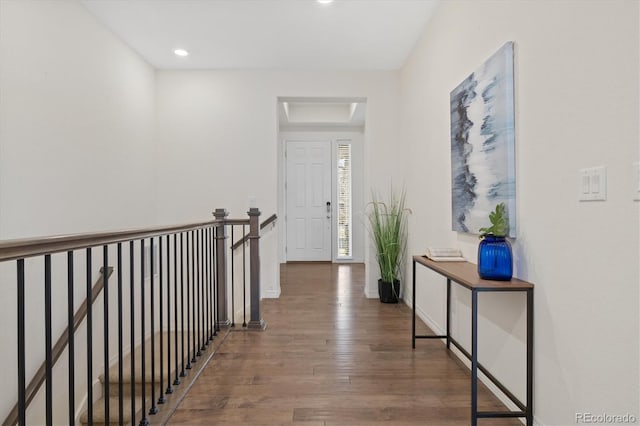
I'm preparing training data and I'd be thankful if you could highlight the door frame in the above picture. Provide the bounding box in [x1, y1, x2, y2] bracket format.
[279, 133, 364, 264]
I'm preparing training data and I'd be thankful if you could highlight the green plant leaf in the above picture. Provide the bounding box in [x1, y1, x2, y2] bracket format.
[479, 202, 509, 237]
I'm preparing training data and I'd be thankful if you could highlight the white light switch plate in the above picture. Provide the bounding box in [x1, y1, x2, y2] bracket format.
[579, 166, 607, 201]
[633, 162, 640, 201]
[591, 166, 606, 201]
[580, 169, 590, 197]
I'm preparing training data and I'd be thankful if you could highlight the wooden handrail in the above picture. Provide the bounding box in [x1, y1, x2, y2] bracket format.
[2, 266, 114, 426]
[230, 214, 277, 250]
[0, 218, 250, 262]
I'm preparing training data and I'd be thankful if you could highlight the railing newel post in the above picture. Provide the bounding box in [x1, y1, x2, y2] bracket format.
[247, 208, 266, 330]
[213, 208, 230, 327]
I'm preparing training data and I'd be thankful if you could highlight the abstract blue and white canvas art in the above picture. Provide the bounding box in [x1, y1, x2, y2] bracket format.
[450, 41, 516, 238]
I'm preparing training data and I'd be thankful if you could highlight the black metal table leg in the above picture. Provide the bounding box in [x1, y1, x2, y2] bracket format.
[412, 259, 416, 349]
[446, 278, 451, 349]
[527, 288, 534, 426]
[471, 289, 478, 426]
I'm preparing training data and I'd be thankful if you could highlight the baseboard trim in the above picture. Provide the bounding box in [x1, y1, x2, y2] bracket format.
[262, 288, 281, 298]
[364, 285, 378, 299]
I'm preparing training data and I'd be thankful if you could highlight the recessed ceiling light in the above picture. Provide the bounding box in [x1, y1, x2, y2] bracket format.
[173, 48, 189, 57]
[317, 0, 334, 4]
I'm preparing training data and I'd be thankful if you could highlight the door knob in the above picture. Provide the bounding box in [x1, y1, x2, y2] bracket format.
[326, 201, 331, 218]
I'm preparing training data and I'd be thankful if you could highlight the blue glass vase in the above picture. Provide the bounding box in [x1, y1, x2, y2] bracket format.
[478, 235, 513, 281]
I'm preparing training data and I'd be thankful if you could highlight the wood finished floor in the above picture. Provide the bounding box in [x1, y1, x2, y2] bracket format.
[168, 263, 521, 426]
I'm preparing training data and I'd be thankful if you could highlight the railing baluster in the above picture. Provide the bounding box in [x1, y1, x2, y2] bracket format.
[198, 229, 203, 351]
[180, 233, 186, 377]
[17, 259, 26, 426]
[213, 230, 218, 335]
[191, 231, 200, 363]
[205, 227, 210, 343]
[231, 226, 235, 328]
[187, 231, 196, 369]
[44, 254, 52, 426]
[166, 234, 174, 394]
[187, 232, 192, 370]
[208, 227, 213, 341]
[174, 233, 181, 385]
[149, 238, 158, 415]
[158, 236, 167, 404]
[196, 229, 202, 356]
[200, 228, 206, 350]
[103, 246, 109, 424]
[129, 241, 136, 424]
[117, 243, 123, 424]
[186, 231, 192, 369]
[67, 252, 75, 426]
[86, 248, 94, 425]
[211, 227, 216, 338]
[242, 224, 247, 328]
[140, 239, 148, 426]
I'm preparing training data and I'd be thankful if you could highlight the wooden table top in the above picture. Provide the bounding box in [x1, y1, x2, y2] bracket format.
[413, 255, 534, 291]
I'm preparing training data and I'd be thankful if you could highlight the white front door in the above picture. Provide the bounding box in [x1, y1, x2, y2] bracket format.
[285, 140, 332, 261]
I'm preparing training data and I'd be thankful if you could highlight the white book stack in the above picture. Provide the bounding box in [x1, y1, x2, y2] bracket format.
[425, 248, 466, 262]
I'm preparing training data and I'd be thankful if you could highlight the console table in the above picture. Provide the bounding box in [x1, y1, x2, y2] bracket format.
[411, 255, 534, 426]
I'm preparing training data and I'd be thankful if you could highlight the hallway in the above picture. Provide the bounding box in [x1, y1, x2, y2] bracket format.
[168, 263, 519, 425]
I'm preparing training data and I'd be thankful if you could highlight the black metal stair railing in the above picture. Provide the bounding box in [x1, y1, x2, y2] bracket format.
[0, 208, 267, 426]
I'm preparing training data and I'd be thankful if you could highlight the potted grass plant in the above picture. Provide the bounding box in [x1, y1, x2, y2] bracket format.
[368, 187, 410, 303]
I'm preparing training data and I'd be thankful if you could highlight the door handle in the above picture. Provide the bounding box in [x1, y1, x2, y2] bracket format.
[326, 201, 331, 218]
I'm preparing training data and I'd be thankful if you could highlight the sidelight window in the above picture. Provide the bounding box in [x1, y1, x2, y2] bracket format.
[337, 144, 352, 258]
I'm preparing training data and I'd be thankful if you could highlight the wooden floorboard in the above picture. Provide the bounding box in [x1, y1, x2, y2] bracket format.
[168, 263, 522, 425]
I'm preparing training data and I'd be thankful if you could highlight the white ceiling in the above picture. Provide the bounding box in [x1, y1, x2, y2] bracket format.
[81, 0, 440, 70]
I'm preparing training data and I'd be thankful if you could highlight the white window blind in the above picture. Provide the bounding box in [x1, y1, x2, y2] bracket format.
[337, 144, 352, 258]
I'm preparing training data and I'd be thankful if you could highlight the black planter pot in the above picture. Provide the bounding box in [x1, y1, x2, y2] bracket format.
[378, 279, 400, 303]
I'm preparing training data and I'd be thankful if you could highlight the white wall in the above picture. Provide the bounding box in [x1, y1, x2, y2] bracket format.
[0, 1, 157, 423]
[400, 1, 639, 425]
[0, 0, 158, 239]
[154, 70, 401, 297]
